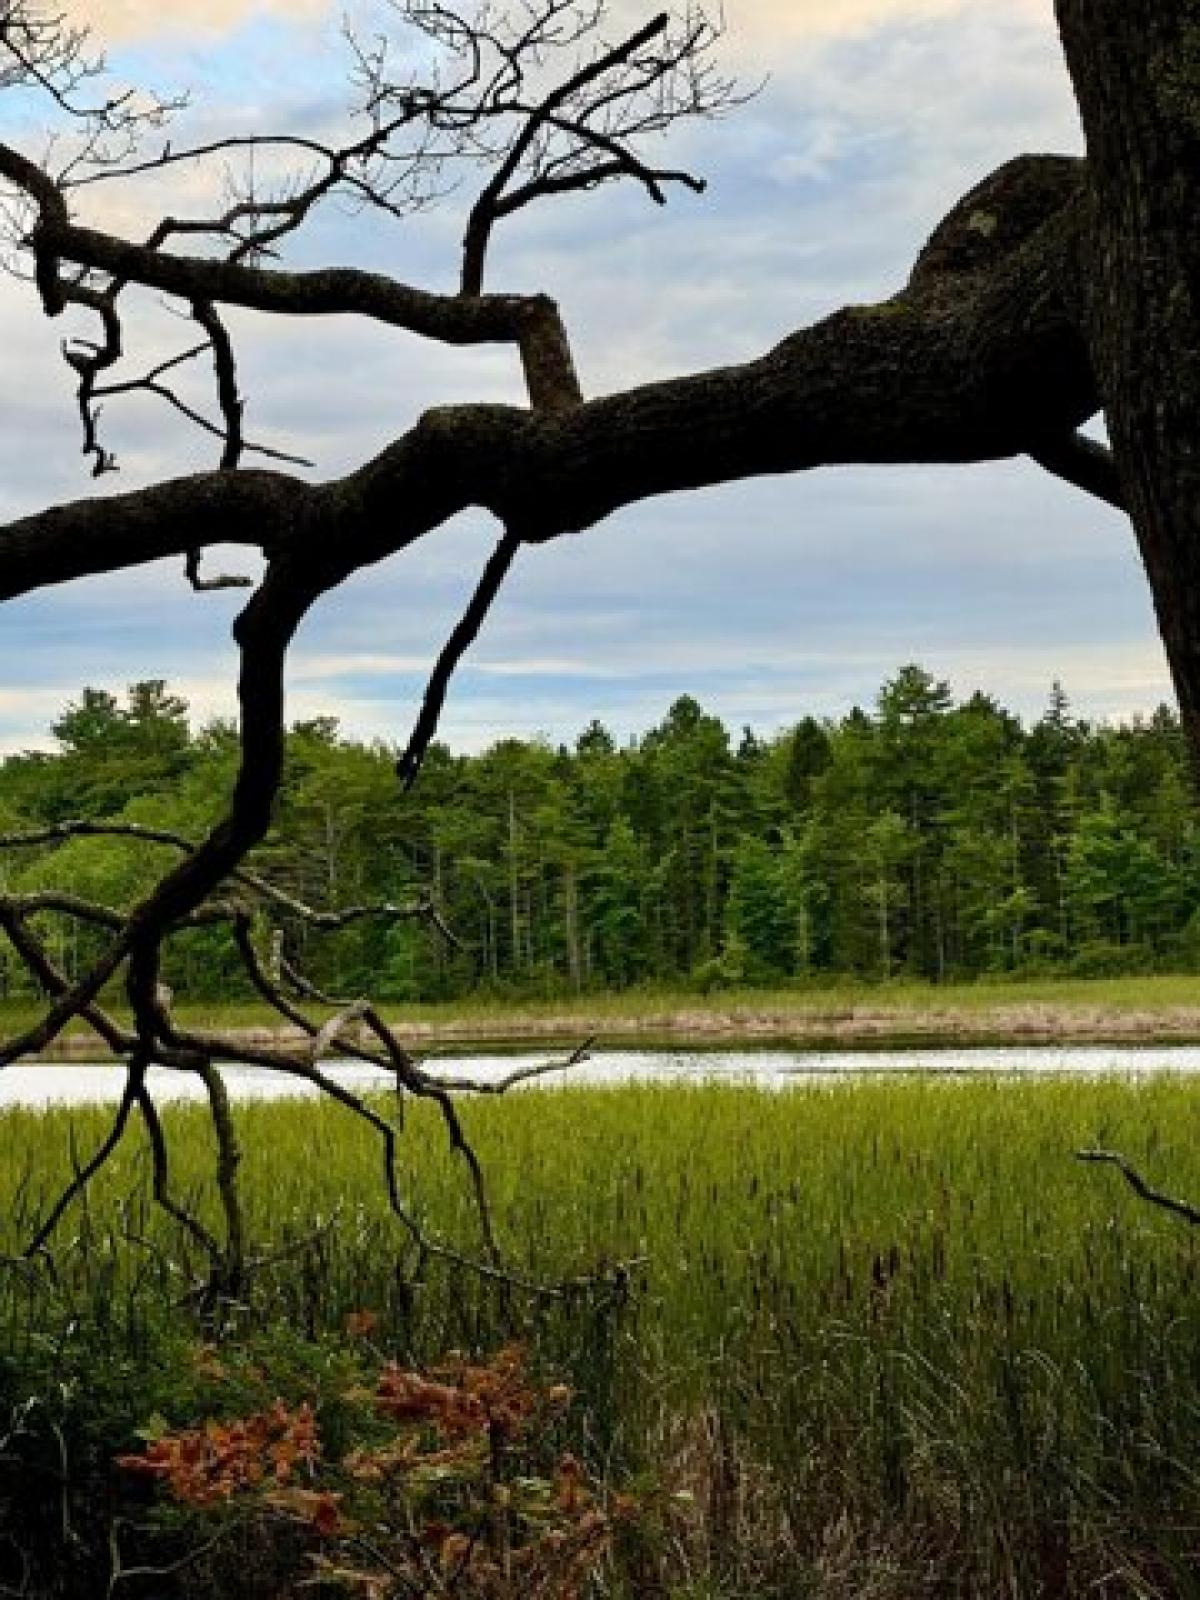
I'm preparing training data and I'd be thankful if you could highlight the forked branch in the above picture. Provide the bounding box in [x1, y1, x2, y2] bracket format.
[0, 8, 1143, 1326]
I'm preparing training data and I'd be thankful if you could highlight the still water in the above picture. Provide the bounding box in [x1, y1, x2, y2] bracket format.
[4, 1044, 1200, 1109]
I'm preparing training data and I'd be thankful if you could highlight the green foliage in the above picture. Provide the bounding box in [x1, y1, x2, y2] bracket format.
[4, 1078, 1200, 1595]
[3, 671, 1200, 1003]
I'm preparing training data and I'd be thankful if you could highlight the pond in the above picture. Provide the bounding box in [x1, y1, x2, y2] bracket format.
[4, 1043, 1200, 1109]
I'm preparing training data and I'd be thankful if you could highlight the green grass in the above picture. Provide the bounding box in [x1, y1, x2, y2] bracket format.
[4, 1076, 1200, 1593]
[322, 970, 1200, 1020]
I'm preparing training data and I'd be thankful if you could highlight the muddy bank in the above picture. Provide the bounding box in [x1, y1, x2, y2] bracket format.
[27, 1001, 1200, 1059]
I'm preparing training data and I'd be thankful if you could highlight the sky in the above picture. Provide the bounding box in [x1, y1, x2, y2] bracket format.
[0, 0, 1172, 755]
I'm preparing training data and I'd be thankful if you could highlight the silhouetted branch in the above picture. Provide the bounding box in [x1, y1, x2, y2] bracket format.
[90, 339, 311, 482]
[0, 9, 1128, 1329]
[397, 527, 522, 787]
[0, 900, 134, 1056]
[0, 2, 181, 141]
[1077, 1149, 1200, 1225]
[1030, 430, 1125, 509]
[24, 1057, 145, 1258]
[0, 818, 449, 935]
[135, 1083, 226, 1275]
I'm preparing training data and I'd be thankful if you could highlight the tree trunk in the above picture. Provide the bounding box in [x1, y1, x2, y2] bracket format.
[507, 788, 520, 975]
[1057, 1, 1200, 762]
[563, 863, 582, 993]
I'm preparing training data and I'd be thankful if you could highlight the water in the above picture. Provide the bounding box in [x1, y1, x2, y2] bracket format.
[4, 1043, 1200, 1109]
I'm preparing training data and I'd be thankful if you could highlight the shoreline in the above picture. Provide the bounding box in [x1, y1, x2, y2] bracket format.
[21, 999, 1200, 1060]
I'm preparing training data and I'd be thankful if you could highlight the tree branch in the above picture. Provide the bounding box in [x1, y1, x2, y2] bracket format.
[460, 11, 670, 294]
[0, 155, 1097, 609]
[1077, 1149, 1200, 1226]
[1029, 430, 1125, 509]
[0, 818, 453, 938]
[24, 1057, 145, 1258]
[397, 526, 522, 787]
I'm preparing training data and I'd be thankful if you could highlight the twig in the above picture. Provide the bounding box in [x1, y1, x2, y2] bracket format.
[135, 1082, 225, 1272]
[309, 998, 370, 1062]
[1077, 1149, 1200, 1226]
[0, 819, 449, 936]
[429, 1037, 594, 1094]
[24, 1057, 145, 1257]
[107, 1514, 250, 1596]
[196, 1059, 246, 1297]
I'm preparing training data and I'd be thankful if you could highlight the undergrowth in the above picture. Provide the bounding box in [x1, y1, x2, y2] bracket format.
[2, 1077, 1200, 1595]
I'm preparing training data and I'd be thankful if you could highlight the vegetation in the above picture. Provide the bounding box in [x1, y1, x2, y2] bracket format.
[3, 1075, 1200, 1595]
[3, 670, 1200, 1011]
[114, 1345, 632, 1600]
[0, 7, 1197, 1592]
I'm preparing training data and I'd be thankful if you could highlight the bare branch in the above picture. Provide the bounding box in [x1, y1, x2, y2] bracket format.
[464, 12, 672, 251]
[231, 914, 341, 1037]
[1077, 1150, 1200, 1226]
[89, 339, 311, 481]
[184, 551, 256, 592]
[0, 899, 134, 1056]
[0, 155, 1095, 611]
[2, 0, 731, 445]
[196, 1059, 246, 1298]
[190, 299, 243, 468]
[397, 526, 522, 787]
[0, 3, 180, 141]
[308, 998, 371, 1063]
[135, 1083, 225, 1270]
[24, 1057, 145, 1258]
[0, 818, 453, 940]
[428, 1038, 594, 1095]
[1029, 429, 1125, 509]
[59, 279, 123, 476]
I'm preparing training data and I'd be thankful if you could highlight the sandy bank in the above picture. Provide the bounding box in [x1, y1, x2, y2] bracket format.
[26, 1000, 1200, 1059]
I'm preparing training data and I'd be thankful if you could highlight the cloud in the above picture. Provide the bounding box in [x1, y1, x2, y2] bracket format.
[733, 0, 961, 41]
[69, 0, 1052, 55]
[75, 0, 964, 51]
[0, 0, 1171, 758]
[69, 0, 328, 42]
[724, 0, 1046, 47]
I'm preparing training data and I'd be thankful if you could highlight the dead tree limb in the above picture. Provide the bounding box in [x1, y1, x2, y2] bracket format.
[3, 1, 1194, 1315]
[1077, 1150, 1200, 1227]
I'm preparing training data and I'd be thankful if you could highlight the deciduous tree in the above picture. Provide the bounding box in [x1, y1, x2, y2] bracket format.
[0, 0, 1196, 1290]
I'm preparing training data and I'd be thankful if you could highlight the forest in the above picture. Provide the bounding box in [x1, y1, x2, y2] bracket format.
[2, 664, 1196, 1006]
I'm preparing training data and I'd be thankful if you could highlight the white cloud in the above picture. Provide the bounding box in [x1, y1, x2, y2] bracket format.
[292, 652, 435, 682]
[68, 0, 328, 42]
[66, 0, 1054, 59]
[0, 0, 1171, 755]
[724, 0, 1048, 49]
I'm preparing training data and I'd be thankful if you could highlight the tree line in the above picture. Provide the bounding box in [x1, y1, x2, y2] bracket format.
[1, 666, 1198, 1004]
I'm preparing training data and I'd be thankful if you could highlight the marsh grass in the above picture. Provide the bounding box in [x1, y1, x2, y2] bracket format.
[5, 971, 1200, 1047]
[369, 971, 1200, 1019]
[3, 1077, 1200, 1594]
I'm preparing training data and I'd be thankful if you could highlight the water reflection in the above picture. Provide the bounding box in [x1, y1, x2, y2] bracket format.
[3, 1044, 1200, 1110]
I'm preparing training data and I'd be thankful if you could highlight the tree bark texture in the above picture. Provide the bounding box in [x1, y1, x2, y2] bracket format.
[1056, 0, 1200, 754]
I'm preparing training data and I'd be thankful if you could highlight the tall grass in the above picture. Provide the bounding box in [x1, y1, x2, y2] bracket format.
[3, 1076, 1200, 1594]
